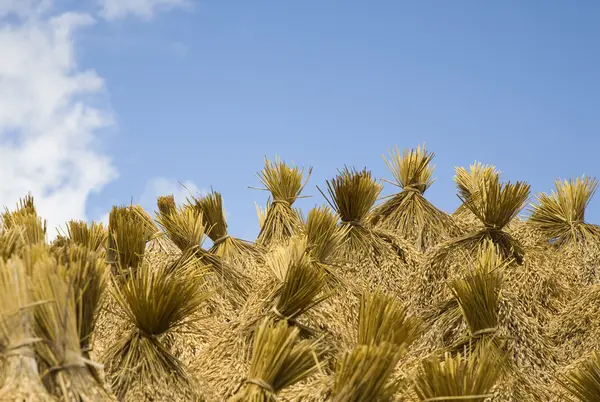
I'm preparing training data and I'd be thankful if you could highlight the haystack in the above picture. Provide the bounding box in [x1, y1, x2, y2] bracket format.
[254, 157, 310, 248]
[370, 145, 458, 251]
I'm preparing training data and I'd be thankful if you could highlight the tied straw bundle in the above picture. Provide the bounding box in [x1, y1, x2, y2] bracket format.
[529, 176, 600, 247]
[0, 225, 26, 261]
[254, 157, 311, 248]
[1, 195, 47, 246]
[431, 169, 530, 267]
[32, 249, 113, 401]
[103, 251, 211, 399]
[154, 196, 250, 305]
[188, 190, 260, 264]
[331, 342, 405, 401]
[412, 343, 506, 402]
[559, 351, 600, 402]
[0, 257, 53, 402]
[371, 145, 456, 251]
[453, 163, 502, 221]
[231, 319, 324, 401]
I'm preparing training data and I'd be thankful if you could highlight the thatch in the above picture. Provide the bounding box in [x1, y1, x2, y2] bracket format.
[254, 157, 310, 248]
[370, 145, 458, 251]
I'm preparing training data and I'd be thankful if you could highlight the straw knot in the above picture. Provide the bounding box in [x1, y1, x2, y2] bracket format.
[271, 306, 291, 322]
[472, 327, 498, 337]
[246, 377, 275, 394]
[213, 234, 231, 247]
[402, 184, 424, 194]
[45, 349, 103, 377]
[136, 328, 158, 340]
[272, 199, 291, 207]
[345, 220, 364, 228]
[3, 338, 41, 359]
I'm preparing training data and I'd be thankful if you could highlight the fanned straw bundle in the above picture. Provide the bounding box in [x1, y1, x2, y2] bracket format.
[33, 251, 114, 401]
[107, 205, 156, 275]
[412, 343, 505, 402]
[559, 351, 600, 402]
[0, 257, 53, 401]
[65, 220, 108, 252]
[454, 163, 502, 221]
[103, 253, 211, 399]
[230, 319, 324, 401]
[1, 195, 47, 245]
[189, 190, 259, 264]
[254, 157, 310, 248]
[529, 176, 600, 246]
[371, 145, 457, 251]
[154, 198, 250, 306]
[331, 343, 405, 401]
[0, 226, 26, 260]
[358, 288, 423, 349]
[432, 172, 530, 267]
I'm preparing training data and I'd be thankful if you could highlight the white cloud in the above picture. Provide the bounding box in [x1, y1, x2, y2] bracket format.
[98, 0, 190, 21]
[0, 6, 117, 239]
[139, 177, 204, 213]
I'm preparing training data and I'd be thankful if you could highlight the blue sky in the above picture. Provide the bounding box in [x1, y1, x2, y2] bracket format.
[1, 1, 599, 240]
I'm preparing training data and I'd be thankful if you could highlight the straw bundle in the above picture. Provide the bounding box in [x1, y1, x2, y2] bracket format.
[189, 190, 260, 265]
[371, 145, 457, 251]
[230, 319, 324, 401]
[254, 157, 310, 248]
[107, 205, 155, 275]
[65, 220, 108, 252]
[0, 257, 53, 401]
[412, 343, 505, 402]
[32, 250, 114, 401]
[453, 163, 502, 221]
[103, 252, 211, 399]
[0, 226, 26, 260]
[431, 172, 530, 268]
[331, 343, 405, 401]
[558, 351, 600, 402]
[1, 195, 47, 245]
[358, 288, 423, 349]
[154, 198, 250, 306]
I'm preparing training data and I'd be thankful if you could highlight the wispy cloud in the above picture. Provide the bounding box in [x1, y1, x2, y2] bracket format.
[98, 0, 190, 21]
[0, 5, 116, 238]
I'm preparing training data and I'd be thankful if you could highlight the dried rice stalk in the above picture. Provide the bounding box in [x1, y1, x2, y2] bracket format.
[66, 220, 108, 252]
[104, 254, 211, 399]
[454, 163, 502, 218]
[107, 205, 155, 274]
[304, 206, 348, 266]
[33, 252, 114, 400]
[0, 257, 53, 401]
[432, 173, 529, 267]
[189, 190, 259, 263]
[412, 343, 506, 401]
[559, 351, 600, 402]
[358, 288, 423, 349]
[331, 343, 404, 401]
[529, 176, 600, 246]
[157, 195, 177, 216]
[371, 145, 456, 251]
[254, 157, 310, 248]
[231, 319, 324, 401]
[1, 195, 47, 245]
[0, 226, 26, 261]
[155, 201, 250, 304]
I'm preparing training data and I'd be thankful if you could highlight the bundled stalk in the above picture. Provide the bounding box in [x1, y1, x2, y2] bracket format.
[66, 220, 108, 252]
[231, 319, 323, 401]
[432, 172, 529, 266]
[155, 199, 250, 304]
[0, 257, 53, 401]
[529, 176, 600, 246]
[319, 167, 391, 259]
[448, 241, 506, 351]
[33, 251, 113, 401]
[107, 205, 155, 275]
[157, 195, 177, 216]
[254, 157, 310, 248]
[358, 288, 423, 349]
[0, 226, 26, 261]
[454, 163, 502, 219]
[559, 351, 600, 402]
[269, 248, 330, 329]
[331, 343, 405, 401]
[189, 190, 259, 264]
[371, 145, 456, 251]
[412, 343, 506, 401]
[1, 195, 47, 245]
[303, 206, 348, 268]
[103, 254, 211, 399]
